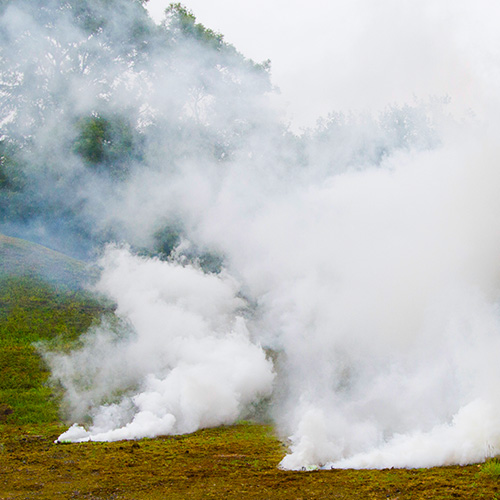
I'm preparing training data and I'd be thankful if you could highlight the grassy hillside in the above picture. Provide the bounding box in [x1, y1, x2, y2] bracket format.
[0, 234, 499, 499]
[0, 233, 94, 287]
[0, 234, 107, 424]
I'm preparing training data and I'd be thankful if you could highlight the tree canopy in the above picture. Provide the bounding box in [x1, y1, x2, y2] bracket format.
[0, 0, 275, 256]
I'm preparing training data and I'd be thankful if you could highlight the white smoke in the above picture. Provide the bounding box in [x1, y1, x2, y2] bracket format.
[5, 0, 500, 469]
[190, 122, 500, 469]
[49, 115, 500, 469]
[49, 246, 274, 442]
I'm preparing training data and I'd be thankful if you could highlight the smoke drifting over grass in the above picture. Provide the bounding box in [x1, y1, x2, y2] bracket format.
[49, 246, 274, 442]
[3, 0, 500, 469]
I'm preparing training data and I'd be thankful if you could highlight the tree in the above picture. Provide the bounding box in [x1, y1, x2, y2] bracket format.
[0, 0, 280, 258]
[73, 113, 142, 177]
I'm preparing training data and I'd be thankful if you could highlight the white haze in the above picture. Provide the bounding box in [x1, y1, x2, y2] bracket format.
[2, 0, 500, 470]
[190, 121, 500, 469]
[149, 0, 500, 129]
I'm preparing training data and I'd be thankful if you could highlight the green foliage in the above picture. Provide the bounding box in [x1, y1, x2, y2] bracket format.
[0, 0, 274, 258]
[73, 113, 141, 178]
[68, 0, 153, 42]
[164, 1, 271, 84]
[153, 225, 182, 258]
[74, 114, 109, 165]
[151, 224, 223, 273]
[165, 3, 224, 48]
[0, 140, 25, 191]
[0, 141, 30, 223]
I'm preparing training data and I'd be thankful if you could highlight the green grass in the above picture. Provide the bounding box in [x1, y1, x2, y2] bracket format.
[0, 274, 107, 424]
[0, 233, 109, 424]
[0, 233, 93, 287]
[480, 458, 500, 479]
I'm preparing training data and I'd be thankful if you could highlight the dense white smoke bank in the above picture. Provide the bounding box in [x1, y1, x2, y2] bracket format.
[190, 125, 500, 470]
[48, 246, 274, 442]
[48, 120, 500, 469]
[6, 0, 500, 470]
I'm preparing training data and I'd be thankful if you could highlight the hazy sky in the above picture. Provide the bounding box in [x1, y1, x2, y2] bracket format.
[147, 1, 500, 129]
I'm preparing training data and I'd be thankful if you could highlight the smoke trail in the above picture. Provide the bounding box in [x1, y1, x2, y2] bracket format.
[4, 0, 500, 469]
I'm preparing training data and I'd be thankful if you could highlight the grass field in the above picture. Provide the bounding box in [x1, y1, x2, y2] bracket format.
[1, 235, 499, 499]
[2, 422, 500, 499]
[0, 274, 107, 426]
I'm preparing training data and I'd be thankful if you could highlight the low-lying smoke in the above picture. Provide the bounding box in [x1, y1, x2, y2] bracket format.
[48, 246, 274, 442]
[3, 0, 500, 470]
[193, 124, 500, 469]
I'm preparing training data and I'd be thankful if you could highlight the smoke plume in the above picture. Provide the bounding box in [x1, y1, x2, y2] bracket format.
[2, 0, 500, 469]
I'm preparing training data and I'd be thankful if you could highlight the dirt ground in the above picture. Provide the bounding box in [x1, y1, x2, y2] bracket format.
[1, 422, 498, 499]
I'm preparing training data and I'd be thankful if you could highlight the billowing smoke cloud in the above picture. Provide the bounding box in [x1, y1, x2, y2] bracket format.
[187, 120, 500, 469]
[47, 246, 274, 442]
[4, 0, 500, 470]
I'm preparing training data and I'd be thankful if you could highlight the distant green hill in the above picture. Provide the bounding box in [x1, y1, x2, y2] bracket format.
[0, 233, 94, 288]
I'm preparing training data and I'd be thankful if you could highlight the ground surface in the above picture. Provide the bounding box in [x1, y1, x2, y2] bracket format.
[1, 422, 500, 499]
[1, 236, 500, 499]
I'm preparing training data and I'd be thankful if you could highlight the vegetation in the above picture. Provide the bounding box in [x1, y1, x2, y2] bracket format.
[0, 274, 106, 424]
[165, 3, 225, 48]
[0, 1, 495, 497]
[73, 112, 142, 178]
[481, 458, 500, 480]
[0, 234, 498, 498]
[0, 233, 93, 286]
[1, 422, 500, 499]
[0, 0, 274, 259]
[0, 234, 107, 424]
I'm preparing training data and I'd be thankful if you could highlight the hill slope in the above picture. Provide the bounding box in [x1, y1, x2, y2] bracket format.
[0, 233, 106, 424]
[0, 233, 94, 288]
